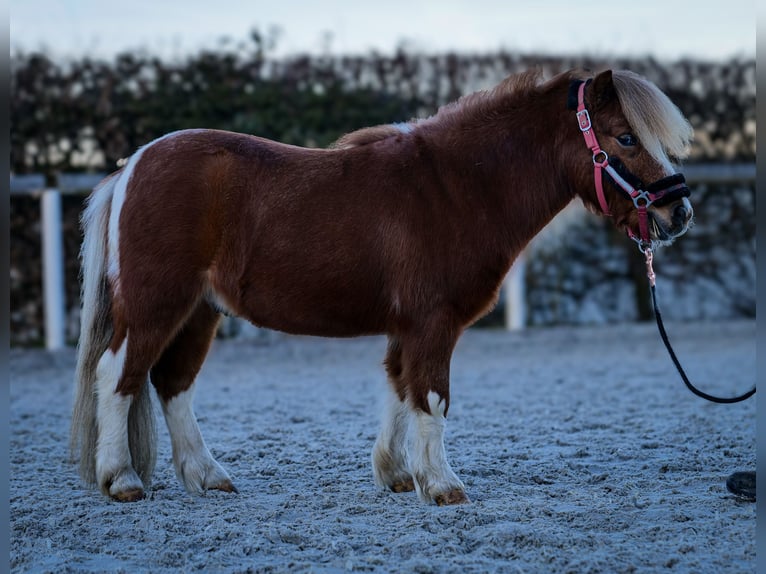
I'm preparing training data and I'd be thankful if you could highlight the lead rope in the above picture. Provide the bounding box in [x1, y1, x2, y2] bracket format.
[644, 248, 756, 403]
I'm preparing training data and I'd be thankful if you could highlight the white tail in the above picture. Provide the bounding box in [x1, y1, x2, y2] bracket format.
[70, 172, 157, 487]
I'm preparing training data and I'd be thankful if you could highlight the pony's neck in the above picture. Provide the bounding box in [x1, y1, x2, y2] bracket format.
[421, 74, 579, 261]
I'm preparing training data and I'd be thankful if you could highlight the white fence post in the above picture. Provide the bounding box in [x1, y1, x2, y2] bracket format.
[504, 251, 526, 330]
[41, 188, 66, 350]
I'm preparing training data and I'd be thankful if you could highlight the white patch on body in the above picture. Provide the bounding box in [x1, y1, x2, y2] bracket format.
[107, 130, 188, 283]
[95, 336, 142, 495]
[160, 383, 233, 494]
[204, 281, 238, 318]
[391, 122, 413, 134]
[390, 293, 402, 317]
[406, 391, 464, 503]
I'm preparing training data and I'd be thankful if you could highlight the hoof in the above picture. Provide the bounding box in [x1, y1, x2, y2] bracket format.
[176, 456, 236, 496]
[111, 488, 145, 503]
[434, 488, 470, 506]
[391, 479, 415, 493]
[100, 466, 145, 502]
[209, 480, 238, 494]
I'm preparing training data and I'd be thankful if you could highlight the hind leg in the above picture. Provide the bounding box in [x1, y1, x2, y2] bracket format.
[372, 337, 415, 493]
[96, 282, 209, 501]
[150, 302, 236, 495]
[95, 335, 146, 501]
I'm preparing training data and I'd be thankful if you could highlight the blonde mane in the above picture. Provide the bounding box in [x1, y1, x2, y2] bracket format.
[612, 70, 693, 164]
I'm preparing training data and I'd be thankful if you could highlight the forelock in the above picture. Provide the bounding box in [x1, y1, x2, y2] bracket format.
[611, 70, 693, 166]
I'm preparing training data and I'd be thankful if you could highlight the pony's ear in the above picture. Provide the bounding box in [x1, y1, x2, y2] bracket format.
[590, 70, 618, 109]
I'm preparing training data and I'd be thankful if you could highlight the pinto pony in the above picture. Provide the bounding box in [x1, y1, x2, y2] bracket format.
[71, 69, 693, 505]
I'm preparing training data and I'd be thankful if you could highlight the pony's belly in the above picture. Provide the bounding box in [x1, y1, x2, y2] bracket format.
[243, 305, 387, 338]
[211, 283, 389, 338]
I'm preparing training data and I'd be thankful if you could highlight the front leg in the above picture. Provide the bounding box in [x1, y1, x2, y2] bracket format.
[372, 384, 415, 493]
[407, 391, 468, 506]
[381, 324, 469, 505]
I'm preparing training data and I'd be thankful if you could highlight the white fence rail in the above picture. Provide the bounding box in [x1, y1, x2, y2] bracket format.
[10, 163, 757, 348]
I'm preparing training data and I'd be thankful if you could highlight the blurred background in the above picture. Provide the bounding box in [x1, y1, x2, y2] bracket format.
[9, 1, 756, 346]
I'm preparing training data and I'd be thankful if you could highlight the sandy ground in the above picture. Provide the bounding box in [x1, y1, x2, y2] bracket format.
[10, 319, 756, 573]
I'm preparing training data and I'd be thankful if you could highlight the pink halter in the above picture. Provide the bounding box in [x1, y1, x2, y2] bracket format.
[573, 80, 689, 248]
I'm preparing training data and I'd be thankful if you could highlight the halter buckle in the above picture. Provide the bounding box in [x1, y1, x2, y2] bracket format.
[576, 109, 592, 132]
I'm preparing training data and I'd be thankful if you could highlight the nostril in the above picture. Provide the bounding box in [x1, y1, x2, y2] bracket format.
[672, 204, 689, 225]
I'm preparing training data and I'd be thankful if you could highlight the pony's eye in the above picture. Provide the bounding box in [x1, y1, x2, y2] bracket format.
[617, 133, 638, 147]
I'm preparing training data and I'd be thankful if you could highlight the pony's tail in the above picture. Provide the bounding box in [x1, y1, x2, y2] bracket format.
[70, 172, 157, 488]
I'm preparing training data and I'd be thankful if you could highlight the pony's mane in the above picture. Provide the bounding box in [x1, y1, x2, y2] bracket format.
[425, 69, 545, 126]
[330, 69, 694, 164]
[612, 70, 693, 164]
[330, 70, 547, 149]
[330, 125, 405, 149]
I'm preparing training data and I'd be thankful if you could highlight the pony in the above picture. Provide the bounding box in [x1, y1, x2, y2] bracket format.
[70, 68, 693, 505]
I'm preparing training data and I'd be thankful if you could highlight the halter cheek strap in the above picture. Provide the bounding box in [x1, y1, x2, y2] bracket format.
[576, 82, 608, 214]
[575, 82, 651, 245]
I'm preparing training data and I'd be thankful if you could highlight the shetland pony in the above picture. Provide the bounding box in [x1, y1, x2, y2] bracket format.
[71, 69, 693, 505]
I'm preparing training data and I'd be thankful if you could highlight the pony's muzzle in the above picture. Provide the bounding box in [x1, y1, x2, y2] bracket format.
[672, 203, 691, 229]
[650, 196, 693, 241]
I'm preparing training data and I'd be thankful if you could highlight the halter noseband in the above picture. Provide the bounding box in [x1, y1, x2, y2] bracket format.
[571, 80, 690, 249]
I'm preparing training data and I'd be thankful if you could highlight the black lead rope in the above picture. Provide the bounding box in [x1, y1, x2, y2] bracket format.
[645, 249, 756, 404]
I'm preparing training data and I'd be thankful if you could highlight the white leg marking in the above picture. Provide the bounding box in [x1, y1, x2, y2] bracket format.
[406, 391, 465, 504]
[107, 130, 191, 283]
[161, 383, 234, 494]
[95, 336, 143, 498]
[372, 386, 413, 491]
